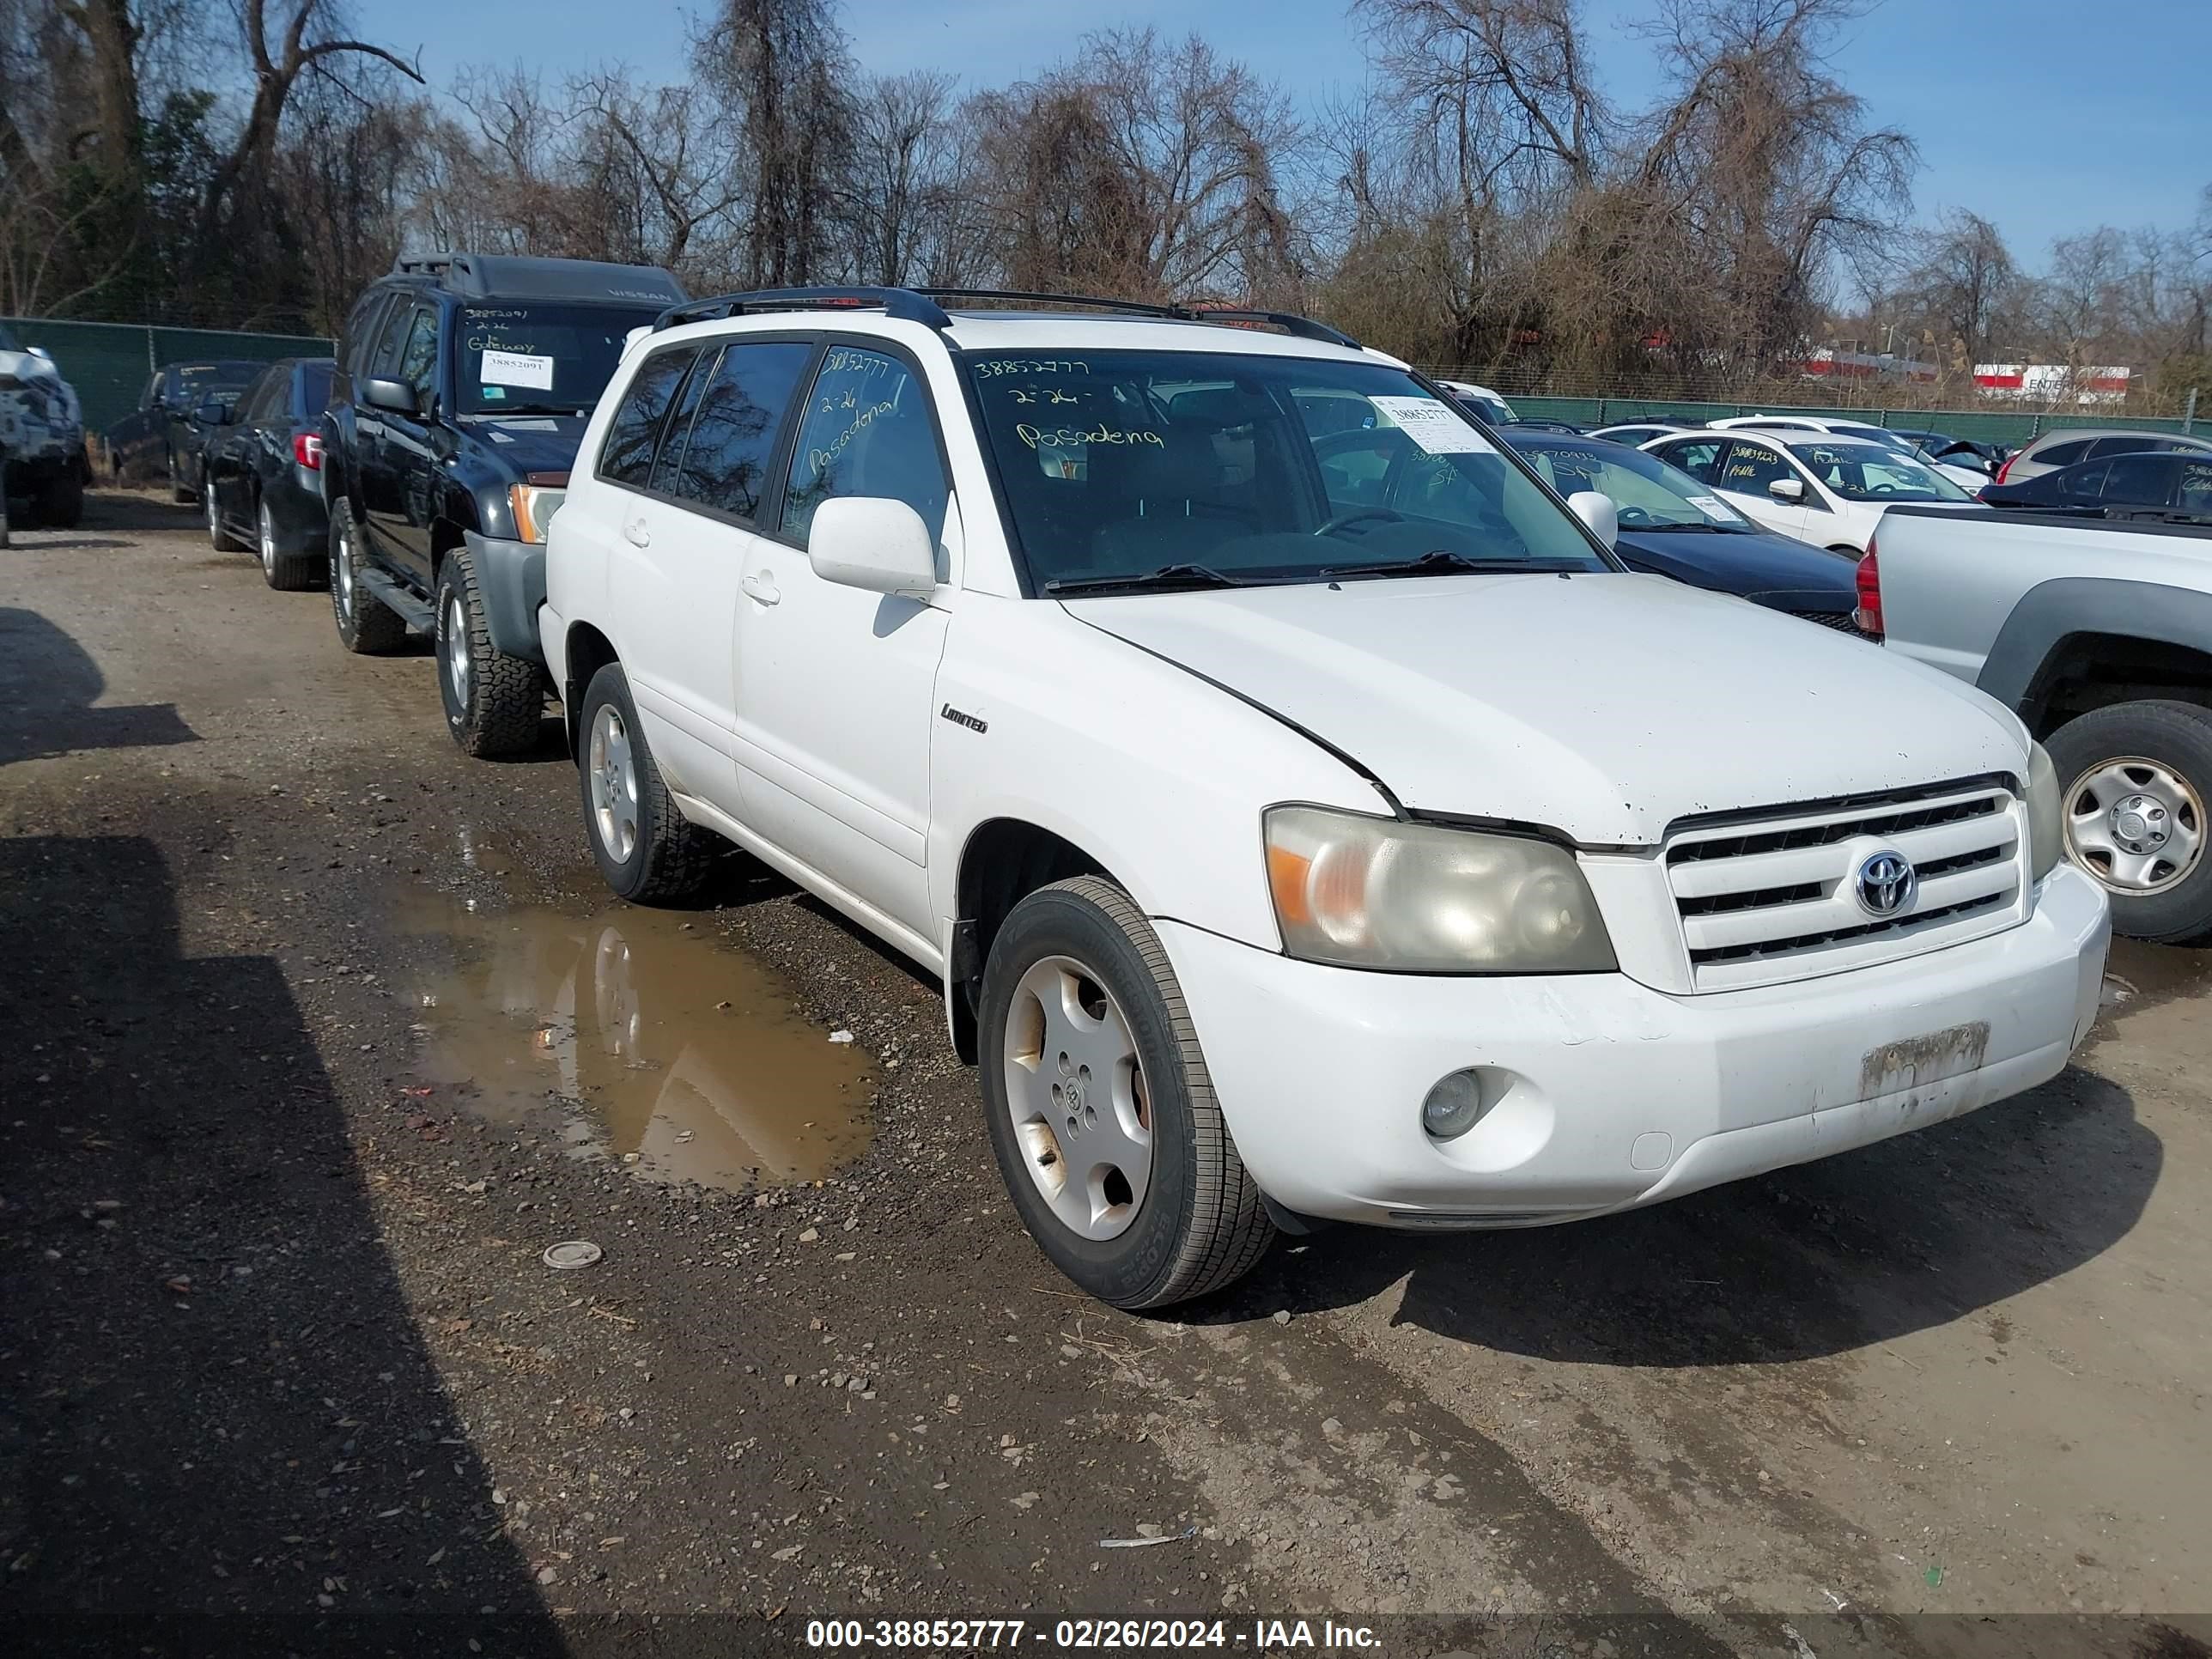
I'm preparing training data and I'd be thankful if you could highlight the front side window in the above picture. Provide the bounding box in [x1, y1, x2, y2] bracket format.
[2179, 462, 2212, 514]
[396, 310, 441, 404]
[2099, 453, 2174, 505]
[961, 349, 1609, 591]
[456, 303, 663, 416]
[597, 347, 696, 489]
[664, 340, 813, 519]
[1792, 445, 1971, 503]
[1718, 442, 1795, 495]
[1513, 441, 1755, 530]
[781, 347, 948, 544]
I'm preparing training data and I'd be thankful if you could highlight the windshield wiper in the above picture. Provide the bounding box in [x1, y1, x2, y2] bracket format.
[1042, 563, 1255, 597]
[473, 401, 583, 417]
[1319, 548, 1561, 580]
[1631, 520, 1745, 533]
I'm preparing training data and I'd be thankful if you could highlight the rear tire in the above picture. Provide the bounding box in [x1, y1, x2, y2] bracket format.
[576, 662, 714, 903]
[204, 478, 242, 550]
[2047, 699, 2212, 944]
[258, 497, 322, 591]
[38, 467, 84, 529]
[437, 544, 546, 757]
[977, 876, 1273, 1310]
[329, 497, 406, 654]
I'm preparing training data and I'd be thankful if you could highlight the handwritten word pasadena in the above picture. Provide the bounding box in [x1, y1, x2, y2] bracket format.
[1017, 423, 1164, 452]
[808, 398, 897, 474]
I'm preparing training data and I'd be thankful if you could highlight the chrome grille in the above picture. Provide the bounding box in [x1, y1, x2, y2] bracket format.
[1665, 780, 2028, 991]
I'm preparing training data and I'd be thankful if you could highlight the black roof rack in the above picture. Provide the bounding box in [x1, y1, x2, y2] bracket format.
[656, 287, 952, 331]
[655, 284, 1360, 349]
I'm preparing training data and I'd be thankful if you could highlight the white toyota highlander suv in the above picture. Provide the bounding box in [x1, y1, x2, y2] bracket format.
[538, 288, 2111, 1308]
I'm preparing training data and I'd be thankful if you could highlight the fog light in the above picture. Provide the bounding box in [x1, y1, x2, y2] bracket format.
[1421, 1069, 1486, 1140]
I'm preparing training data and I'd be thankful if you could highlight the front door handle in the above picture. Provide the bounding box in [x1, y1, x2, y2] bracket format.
[623, 516, 650, 548]
[740, 570, 781, 606]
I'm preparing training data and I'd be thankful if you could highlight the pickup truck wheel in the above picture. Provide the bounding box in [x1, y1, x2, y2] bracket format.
[577, 663, 714, 902]
[2048, 700, 2212, 943]
[978, 877, 1273, 1310]
[329, 498, 406, 654]
[205, 478, 243, 551]
[258, 497, 322, 591]
[436, 547, 545, 757]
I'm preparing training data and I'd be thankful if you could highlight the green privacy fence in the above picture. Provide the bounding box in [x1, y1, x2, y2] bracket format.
[1486, 392, 2197, 449]
[2, 316, 333, 439]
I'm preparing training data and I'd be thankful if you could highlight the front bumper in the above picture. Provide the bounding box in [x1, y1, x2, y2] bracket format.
[464, 531, 547, 662]
[1157, 864, 2109, 1226]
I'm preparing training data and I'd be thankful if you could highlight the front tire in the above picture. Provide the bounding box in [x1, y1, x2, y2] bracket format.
[436, 545, 546, 757]
[328, 497, 407, 653]
[978, 876, 1273, 1310]
[576, 662, 714, 903]
[2048, 699, 2212, 944]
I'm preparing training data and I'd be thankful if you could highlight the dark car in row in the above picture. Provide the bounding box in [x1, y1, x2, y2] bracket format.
[106, 358, 268, 498]
[1981, 447, 2212, 520]
[200, 357, 337, 588]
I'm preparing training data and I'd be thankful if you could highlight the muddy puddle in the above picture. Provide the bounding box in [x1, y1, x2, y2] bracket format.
[396, 893, 875, 1190]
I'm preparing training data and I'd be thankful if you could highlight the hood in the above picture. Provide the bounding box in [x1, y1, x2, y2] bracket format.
[458, 413, 590, 474]
[1613, 526, 1856, 608]
[1070, 571, 2026, 845]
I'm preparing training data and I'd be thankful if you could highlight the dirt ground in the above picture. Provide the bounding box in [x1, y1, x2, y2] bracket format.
[3, 493, 2208, 1659]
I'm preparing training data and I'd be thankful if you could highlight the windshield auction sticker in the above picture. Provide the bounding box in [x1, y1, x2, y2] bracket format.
[1685, 494, 1741, 522]
[481, 349, 555, 391]
[1369, 396, 1495, 455]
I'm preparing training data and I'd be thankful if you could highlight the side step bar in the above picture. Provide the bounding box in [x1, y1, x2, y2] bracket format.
[359, 566, 436, 630]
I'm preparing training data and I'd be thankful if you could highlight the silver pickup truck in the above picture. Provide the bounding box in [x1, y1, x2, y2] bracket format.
[1865, 503, 2212, 942]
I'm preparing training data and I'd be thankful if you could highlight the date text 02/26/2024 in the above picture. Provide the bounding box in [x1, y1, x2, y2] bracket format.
[804, 1620, 1382, 1650]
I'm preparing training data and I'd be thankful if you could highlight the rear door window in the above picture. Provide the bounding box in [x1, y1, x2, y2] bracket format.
[1659, 438, 1725, 482]
[665, 340, 815, 520]
[596, 347, 696, 489]
[2098, 453, 2176, 506]
[2032, 439, 2091, 468]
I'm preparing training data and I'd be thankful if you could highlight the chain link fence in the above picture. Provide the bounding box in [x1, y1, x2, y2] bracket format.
[2, 317, 334, 440]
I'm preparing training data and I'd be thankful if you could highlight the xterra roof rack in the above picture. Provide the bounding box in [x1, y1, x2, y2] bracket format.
[390, 252, 685, 306]
[654, 285, 1361, 349]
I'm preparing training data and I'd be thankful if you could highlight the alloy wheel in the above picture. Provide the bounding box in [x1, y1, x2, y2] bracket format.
[587, 704, 641, 863]
[1000, 955, 1152, 1242]
[443, 594, 471, 714]
[258, 502, 276, 576]
[2064, 756, 2205, 895]
[335, 523, 355, 617]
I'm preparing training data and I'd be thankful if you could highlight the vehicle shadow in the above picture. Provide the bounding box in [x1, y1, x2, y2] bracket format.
[1210, 1067, 2158, 1367]
[0, 836, 562, 1653]
[79, 488, 202, 532]
[0, 607, 197, 766]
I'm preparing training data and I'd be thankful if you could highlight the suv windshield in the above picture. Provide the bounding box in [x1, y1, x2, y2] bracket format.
[454, 303, 662, 415]
[963, 350, 1613, 591]
[1790, 444, 1972, 503]
[1507, 438, 1755, 531]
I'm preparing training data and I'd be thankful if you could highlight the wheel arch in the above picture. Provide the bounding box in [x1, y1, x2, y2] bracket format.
[562, 621, 620, 760]
[1978, 578, 2212, 734]
[947, 817, 1121, 1063]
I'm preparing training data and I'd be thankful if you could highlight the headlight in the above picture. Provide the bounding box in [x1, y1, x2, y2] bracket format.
[1264, 805, 1617, 973]
[507, 480, 568, 544]
[2027, 740, 2063, 881]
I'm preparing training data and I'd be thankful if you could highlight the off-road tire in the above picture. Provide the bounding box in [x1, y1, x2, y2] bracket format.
[38, 467, 84, 529]
[329, 497, 407, 654]
[436, 545, 546, 757]
[258, 497, 323, 591]
[977, 876, 1273, 1310]
[2047, 699, 2212, 945]
[576, 662, 715, 903]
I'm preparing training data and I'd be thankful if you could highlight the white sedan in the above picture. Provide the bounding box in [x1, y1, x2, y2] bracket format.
[1707, 414, 1993, 491]
[1643, 429, 1984, 555]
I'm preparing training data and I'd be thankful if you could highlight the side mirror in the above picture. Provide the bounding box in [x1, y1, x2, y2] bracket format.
[363, 376, 421, 416]
[195, 395, 231, 425]
[1566, 490, 1618, 550]
[1767, 477, 1806, 503]
[807, 496, 939, 598]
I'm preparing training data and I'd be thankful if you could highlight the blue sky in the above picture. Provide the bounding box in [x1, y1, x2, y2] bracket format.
[367, 0, 2211, 270]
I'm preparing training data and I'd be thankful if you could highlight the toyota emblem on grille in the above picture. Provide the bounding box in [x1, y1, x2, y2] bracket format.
[1855, 850, 1917, 917]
